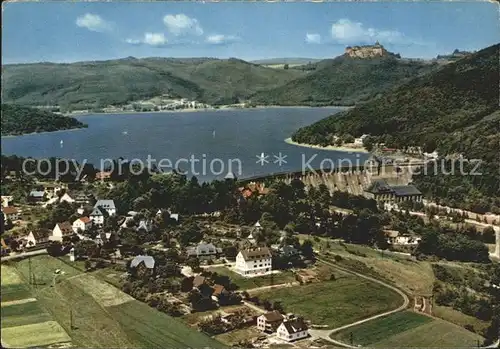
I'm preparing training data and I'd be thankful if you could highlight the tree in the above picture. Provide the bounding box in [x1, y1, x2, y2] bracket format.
[482, 226, 496, 244]
[300, 239, 315, 260]
[186, 257, 201, 271]
[283, 64, 289, 70]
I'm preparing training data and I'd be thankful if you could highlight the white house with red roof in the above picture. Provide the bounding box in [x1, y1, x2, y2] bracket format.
[72, 216, 92, 233]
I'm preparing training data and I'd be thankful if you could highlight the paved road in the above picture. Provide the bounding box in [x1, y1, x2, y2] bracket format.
[309, 257, 410, 348]
[1, 249, 47, 261]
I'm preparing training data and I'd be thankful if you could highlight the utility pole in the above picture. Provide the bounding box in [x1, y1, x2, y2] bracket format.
[28, 256, 32, 285]
[70, 309, 73, 330]
[349, 332, 354, 345]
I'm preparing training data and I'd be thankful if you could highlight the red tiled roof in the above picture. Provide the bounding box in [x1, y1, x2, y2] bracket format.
[79, 216, 91, 223]
[212, 284, 226, 296]
[95, 171, 112, 180]
[2, 206, 18, 215]
[56, 222, 73, 235]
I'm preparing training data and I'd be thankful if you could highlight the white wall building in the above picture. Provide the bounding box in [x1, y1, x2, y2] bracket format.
[94, 200, 116, 216]
[72, 217, 92, 233]
[235, 247, 272, 277]
[52, 222, 73, 242]
[90, 207, 105, 226]
[276, 319, 309, 342]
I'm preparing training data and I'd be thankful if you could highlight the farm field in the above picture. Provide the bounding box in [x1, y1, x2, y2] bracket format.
[1, 264, 71, 348]
[331, 311, 432, 345]
[214, 327, 262, 346]
[373, 320, 484, 347]
[8, 255, 226, 348]
[331, 311, 484, 347]
[208, 267, 296, 289]
[252, 274, 403, 329]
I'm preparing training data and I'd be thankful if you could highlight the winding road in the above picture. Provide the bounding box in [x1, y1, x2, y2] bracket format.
[308, 257, 410, 348]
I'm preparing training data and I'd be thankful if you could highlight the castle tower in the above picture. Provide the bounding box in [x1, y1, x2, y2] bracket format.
[495, 229, 500, 259]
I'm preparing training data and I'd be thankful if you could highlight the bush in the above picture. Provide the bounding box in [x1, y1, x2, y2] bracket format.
[334, 254, 343, 262]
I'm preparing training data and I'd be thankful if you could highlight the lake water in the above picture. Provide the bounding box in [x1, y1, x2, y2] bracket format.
[1, 107, 369, 181]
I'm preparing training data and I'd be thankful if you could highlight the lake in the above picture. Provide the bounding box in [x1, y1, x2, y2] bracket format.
[1, 107, 369, 181]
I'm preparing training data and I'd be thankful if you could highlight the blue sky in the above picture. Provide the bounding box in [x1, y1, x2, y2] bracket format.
[2, 1, 499, 64]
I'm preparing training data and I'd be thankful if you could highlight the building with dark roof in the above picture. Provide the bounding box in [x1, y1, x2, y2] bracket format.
[257, 311, 284, 332]
[130, 255, 155, 269]
[277, 318, 309, 341]
[364, 179, 422, 203]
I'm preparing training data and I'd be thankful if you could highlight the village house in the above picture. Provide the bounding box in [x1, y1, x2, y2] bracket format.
[354, 134, 369, 146]
[26, 230, 51, 247]
[385, 230, 421, 245]
[72, 217, 92, 234]
[94, 200, 116, 216]
[276, 318, 309, 342]
[1, 195, 13, 208]
[75, 192, 93, 205]
[257, 311, 284, 333]
[44, 183, 67, 198]
[136, 220, 153, 233]
[90, 207, 105, 226]
[235, 246, 272, 277]
[51, 222, 73, 242]
[211, 284, 230, 303]
[192, 275, 214, 298]
[95, 171, 112, 181]
[187, 242, 221, 261]
[28, 190, 46, 203]
[130, 255, 156, 269]
[2, 206, 20, 221]
[364, 179, 422, 203]
[59, 193, 75, 204]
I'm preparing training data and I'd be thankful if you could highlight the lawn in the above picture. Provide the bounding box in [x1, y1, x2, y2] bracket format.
[331, 311, 432, 346]
[107, 301, 226, 348]
[1, 300, 52, 327]
[214, 327, 262, 346]
[0, 263, 72, 348]
[208, 267, 296, 290]
[373, 320, 484, 347]
[10, 255, 227, 348]
[1, 321, 71, 348]
[253, 275, 403, 329]
[433, 305, 490, 335]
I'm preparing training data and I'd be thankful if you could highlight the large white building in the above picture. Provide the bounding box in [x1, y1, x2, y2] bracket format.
[235, 247, 272, 277]
[94, 200, 116, 216]
[276, 318, 309, 342]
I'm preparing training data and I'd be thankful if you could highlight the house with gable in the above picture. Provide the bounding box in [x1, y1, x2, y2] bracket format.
[72, 217, 92, 234]
[90, 206, 105, 226]
[257, 311, 284, 333]
[52, 222, 73, 242]
[94, 200, 116, 216]
[186, 242, 221, 261]
[276, 318, 309, 341]
[25, 229, 51, 247]
[2, 206, 19, 221]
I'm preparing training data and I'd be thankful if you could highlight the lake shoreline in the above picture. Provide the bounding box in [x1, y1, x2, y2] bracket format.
[284, 137, 369, 153]
[1, 126, 87, 138]
[68, 105, 350, 117]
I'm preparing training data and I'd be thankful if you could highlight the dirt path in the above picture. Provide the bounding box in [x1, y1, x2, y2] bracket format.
[308, 257, 410, 348]
[244, 281, 300, 293]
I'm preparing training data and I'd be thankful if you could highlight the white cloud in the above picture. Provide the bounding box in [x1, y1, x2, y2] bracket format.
[126, 32, 167, 46]
[76, 13, 111, 33]
[305, 33, 321, 44]
[330, 19, 405, 45]
[205, 34, 239, 45]
[163, 14, 203, 36]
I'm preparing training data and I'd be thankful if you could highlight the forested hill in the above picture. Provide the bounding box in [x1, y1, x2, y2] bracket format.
[292, 43, 500, 213]
[1, 58, 304, 110]
[249, 55, 440, 106]
[1, 104, 87, 136]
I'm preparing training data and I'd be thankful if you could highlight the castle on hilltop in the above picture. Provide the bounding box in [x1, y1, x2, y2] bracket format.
[345, 42, 398, 59]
